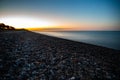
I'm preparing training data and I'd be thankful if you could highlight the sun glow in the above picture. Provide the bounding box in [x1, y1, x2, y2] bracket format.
[0, 17, 55, 29]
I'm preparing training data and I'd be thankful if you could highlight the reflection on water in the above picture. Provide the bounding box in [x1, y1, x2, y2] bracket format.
[34, 31, 120, 50]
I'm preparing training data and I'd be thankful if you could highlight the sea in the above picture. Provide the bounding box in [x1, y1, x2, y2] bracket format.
[34, 31, 120, 50]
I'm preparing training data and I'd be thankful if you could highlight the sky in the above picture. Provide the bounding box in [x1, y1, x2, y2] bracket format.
[0, 0, 120, 30]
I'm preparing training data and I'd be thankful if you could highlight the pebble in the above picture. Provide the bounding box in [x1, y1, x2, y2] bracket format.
[69, 76, 75, 80]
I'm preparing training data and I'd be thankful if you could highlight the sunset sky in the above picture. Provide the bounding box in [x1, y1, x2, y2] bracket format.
[0, 0, 120, 30]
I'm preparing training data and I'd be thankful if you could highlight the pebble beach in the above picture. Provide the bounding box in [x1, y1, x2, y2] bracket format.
[0, 30, 120, 80]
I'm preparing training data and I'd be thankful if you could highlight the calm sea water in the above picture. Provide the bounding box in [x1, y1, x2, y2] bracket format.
[34, 31, 120, 50]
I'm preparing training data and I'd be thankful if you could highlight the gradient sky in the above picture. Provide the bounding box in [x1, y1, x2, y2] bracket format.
[0, 0, 120, 30]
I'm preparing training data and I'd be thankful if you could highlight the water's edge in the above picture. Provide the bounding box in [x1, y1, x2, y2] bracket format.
[33, 31, 120, 50]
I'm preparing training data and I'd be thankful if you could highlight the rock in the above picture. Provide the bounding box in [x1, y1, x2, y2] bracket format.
[69, 76, 75, 80]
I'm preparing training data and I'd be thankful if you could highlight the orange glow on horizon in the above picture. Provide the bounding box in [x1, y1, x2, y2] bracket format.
[0, 16, 115, 31]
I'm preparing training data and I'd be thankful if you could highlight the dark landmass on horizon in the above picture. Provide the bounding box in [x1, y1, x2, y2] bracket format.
[0, 23, 15, 31]
[0, 29, 120, 80]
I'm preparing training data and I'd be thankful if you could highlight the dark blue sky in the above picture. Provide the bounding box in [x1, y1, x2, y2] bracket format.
[0, 0, 120, 30]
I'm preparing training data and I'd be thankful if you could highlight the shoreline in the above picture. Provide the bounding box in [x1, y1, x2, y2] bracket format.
[33, 31, 120, 50]
[0, 30, 120, 79]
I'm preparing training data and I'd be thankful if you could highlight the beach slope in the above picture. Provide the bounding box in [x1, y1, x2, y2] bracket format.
[0, 30, 120, 80]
